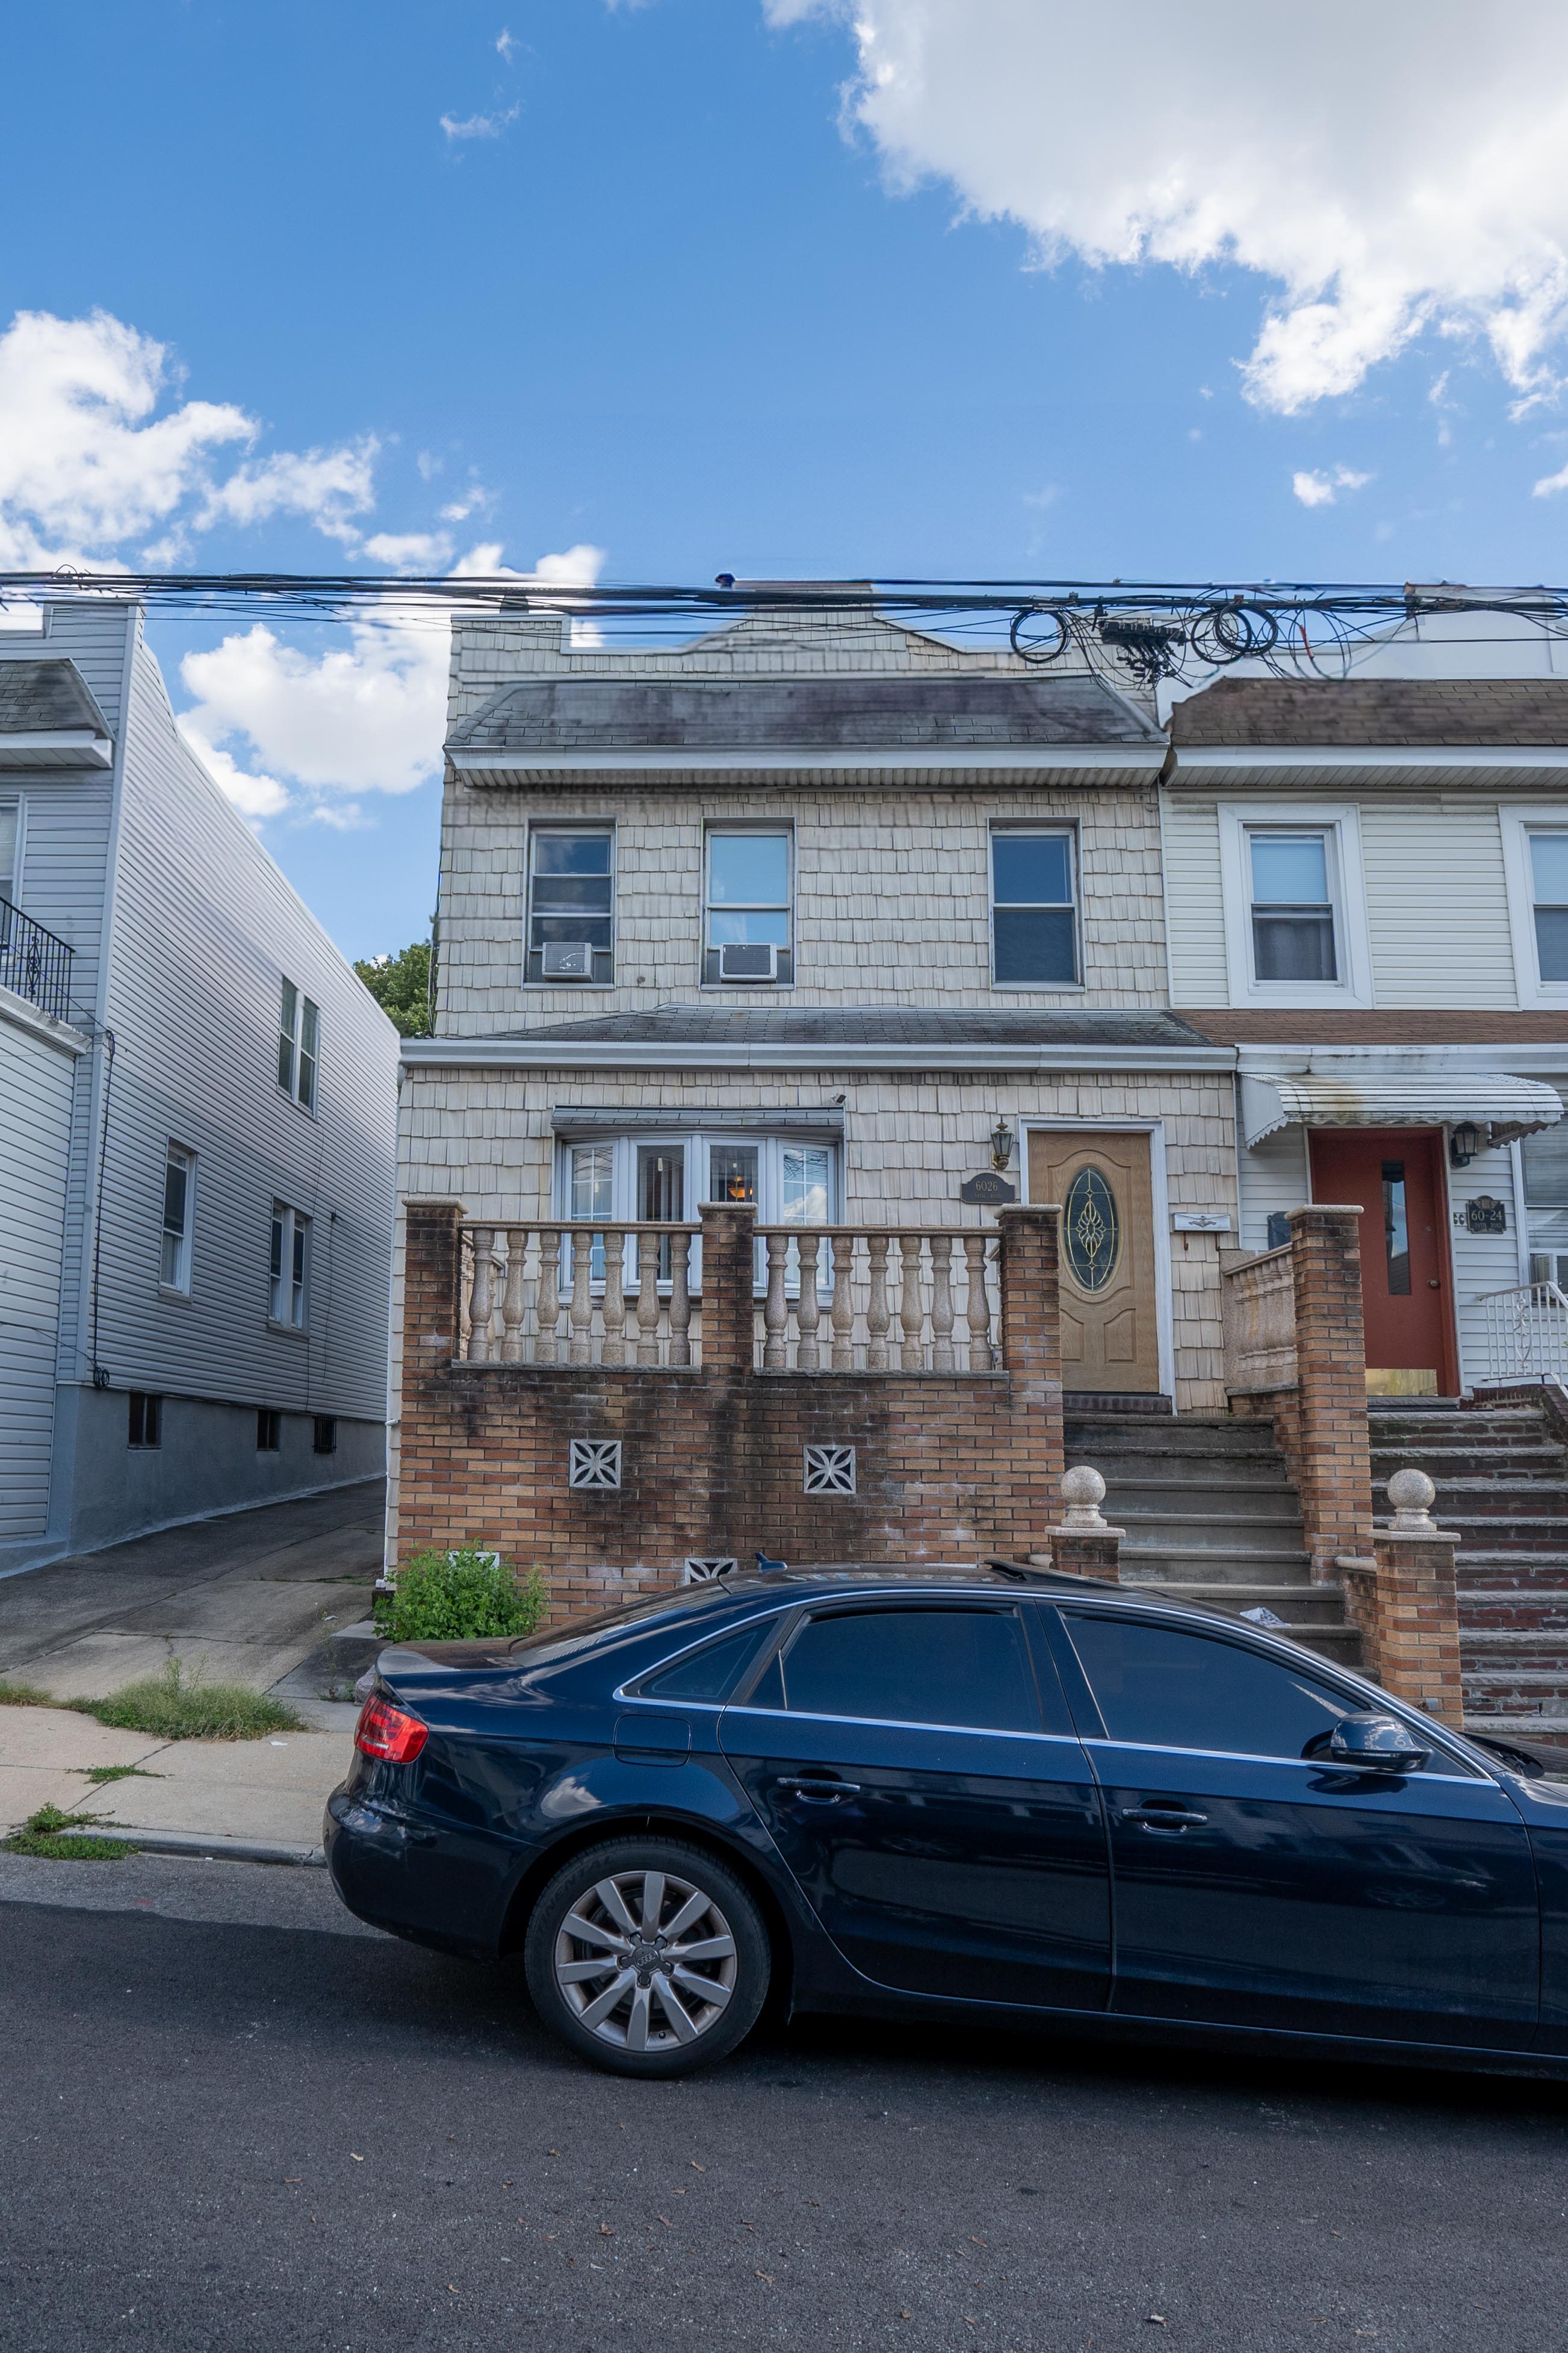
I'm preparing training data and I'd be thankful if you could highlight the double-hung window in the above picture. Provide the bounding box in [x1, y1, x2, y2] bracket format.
[269, 1203, 311, 1329]
[528, 827, 615, 985]
[277, 978, 320, 1110]
[160, 1144, 195, 1293]
[991, 830, 1078, 986]
[705, 830, 793, 985]
[1248, 830, 1339, 981]
[1528, 830, 1568, 985]
[0, 800, 18, 905]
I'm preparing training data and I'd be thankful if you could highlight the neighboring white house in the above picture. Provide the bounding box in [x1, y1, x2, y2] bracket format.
[0, 599, 399, 1574]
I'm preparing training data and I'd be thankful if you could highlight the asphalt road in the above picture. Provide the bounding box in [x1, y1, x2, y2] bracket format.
[2, 1853, 1566, 2353]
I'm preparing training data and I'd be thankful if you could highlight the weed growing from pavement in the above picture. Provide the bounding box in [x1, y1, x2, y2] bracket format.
[73, 1765, 165, 1786]
[2, 1805, 135, 1861]
[70, 1658, 305, 1741]
[0, 1679, 55, 1707]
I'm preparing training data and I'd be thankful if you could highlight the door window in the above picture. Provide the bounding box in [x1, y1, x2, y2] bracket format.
[1062, 1614, 1362, 1761]
[1381, 1161, 1412, 1295]
[763, 1606, 1043, 1735]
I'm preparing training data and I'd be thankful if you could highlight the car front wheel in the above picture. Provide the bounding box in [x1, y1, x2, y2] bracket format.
[523, 1836, 770, 2077]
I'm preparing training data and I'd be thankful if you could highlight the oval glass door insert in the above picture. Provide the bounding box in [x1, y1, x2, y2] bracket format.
[1062, 1166, 1121, 1293]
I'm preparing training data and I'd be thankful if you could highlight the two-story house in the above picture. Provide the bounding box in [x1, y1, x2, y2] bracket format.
[1, 599, 399, 1574]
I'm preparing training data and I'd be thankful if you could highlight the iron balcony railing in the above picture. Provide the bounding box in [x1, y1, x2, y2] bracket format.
[0, 895, 75, 1025]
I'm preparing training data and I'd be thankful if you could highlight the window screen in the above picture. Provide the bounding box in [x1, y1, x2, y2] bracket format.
[991, 833, 1077, 986]
[1063, 1614, 1354, 1760]
[1248, 831, 1337, 982]
[1530, 832, 1568, 984]
[775, 1607, 1041, 1735]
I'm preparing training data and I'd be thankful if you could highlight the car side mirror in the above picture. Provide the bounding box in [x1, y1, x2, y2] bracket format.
[1328, 1711, 1431, 1773]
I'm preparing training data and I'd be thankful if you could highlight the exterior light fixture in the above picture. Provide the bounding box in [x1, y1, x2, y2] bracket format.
[990, 1117, 1015, 1173]
[1449, 1121, 1481, 1169]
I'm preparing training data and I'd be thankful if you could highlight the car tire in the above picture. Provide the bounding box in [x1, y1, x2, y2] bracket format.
[523, 1836, 770, 2077]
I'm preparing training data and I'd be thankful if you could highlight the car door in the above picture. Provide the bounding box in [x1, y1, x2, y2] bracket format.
[717, 1599, 1111, 2011]
[1046, 1605, 1539, 2050]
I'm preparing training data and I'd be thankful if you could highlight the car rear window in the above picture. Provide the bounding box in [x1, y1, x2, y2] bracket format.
[509, 1584, 727, 1668]
[757, 1605, 1041, 1735]
[639, 1617, 782, 1703]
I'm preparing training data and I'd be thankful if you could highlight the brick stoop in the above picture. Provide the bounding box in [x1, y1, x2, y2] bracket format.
[1065, 1410, 1360, 1665]
[1367, 1396, 1568, 1748]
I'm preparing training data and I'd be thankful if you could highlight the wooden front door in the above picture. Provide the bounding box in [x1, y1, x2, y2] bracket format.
[1028, 1131, 1163, 1394]
[1307, 1128, 1457, 1397]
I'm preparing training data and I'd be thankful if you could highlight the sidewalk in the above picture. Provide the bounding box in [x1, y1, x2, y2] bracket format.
[0, 1482, 383, 1854]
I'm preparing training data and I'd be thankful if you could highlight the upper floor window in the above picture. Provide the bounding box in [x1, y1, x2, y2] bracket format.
[1248, 829, 1339, 982]
[991, 830, 1078, 986]
[1528, 830, 1568, 983]
[705, 829, 793, 986]
[269, 1202, 311, 1328]
[1217, 804, 1372, 1006]
[527, 827, 615, 985]
[0, 800, 18, 904]
[277, 978, 320, 1111]
[160, 1144, 195, 1293]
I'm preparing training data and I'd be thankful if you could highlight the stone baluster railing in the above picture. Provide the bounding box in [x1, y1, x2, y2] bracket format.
[457, 1223, 699, 1369]
[753, 1228, 999, 1374]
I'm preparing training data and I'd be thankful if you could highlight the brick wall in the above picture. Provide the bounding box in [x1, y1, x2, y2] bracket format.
[397, 1199, 1065, 1620]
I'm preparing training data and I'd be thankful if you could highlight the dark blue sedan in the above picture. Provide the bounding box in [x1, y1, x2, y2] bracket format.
[324, 1564, 1568, 2078]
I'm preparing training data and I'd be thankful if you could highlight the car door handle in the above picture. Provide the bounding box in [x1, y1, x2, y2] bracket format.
[775, 1776, 860, 1802]
[1120, 1806, 1209, 1831]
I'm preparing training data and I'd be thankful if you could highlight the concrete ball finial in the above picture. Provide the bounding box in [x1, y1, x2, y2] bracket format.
[1060, 1464, 1109, 1531]
[1387, 1467, 1437, 1531]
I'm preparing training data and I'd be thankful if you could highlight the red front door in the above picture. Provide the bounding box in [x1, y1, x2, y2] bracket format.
[1307, 1128, 1458, 1397]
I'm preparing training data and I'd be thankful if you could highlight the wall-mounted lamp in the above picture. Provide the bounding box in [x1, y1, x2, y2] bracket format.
[990, 1117, 1015, 1173]
[1449, 1120, 1481, 1169]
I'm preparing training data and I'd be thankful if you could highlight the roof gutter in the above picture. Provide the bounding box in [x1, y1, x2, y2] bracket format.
[402, 1036, 1236, 1074]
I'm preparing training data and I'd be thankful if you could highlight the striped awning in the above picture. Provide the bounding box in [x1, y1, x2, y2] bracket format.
[1241, 1071, 1564, 1150]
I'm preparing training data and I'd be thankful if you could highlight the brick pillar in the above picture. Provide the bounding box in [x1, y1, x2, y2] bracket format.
[1287, 1204, 1374, 1581]
[699, 1201, 756, 1376]
[1350, 1469, 1466, 1729]
[995, 1204, 1065, 1559]
[396, 1199, 465, 1571]
[1036, 1466, 1123, 1581]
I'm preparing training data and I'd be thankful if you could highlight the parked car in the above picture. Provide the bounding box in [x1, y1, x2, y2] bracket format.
[324, 1564, 1568, 2078]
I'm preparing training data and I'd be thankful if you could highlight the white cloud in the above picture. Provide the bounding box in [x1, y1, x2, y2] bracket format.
[362, 529, 456, 571]
[0, 307, 380, 565]
[1534, 459, 1568, 496]
[496, 26, 518, 61]
[439, 105, 520, 140]
[769, 0, 1568, 412]
[1292, 463, 1374, 508]
[178, 542, 607, 821]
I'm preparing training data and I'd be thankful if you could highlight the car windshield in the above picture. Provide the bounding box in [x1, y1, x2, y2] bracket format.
[509, 1583, 729, 1668]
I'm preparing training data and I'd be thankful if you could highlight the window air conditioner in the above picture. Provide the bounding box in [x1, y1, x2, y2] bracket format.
[717, 941, 779, 982]
[541, 941, 595, 980]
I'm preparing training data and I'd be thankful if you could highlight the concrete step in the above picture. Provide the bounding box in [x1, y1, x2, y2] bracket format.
[1121, 1579, 1348, 1625]
[1064, 1417, 1281, 1455]
[1100, 1473, 1297, 1501]
[1118, 1544, 1312, 1581]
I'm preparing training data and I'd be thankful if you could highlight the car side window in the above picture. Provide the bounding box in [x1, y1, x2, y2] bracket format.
[1061, 1613, 1360, 1762]
[639, 1619, 780, 1704]
[761, 1606, 1043, 1736]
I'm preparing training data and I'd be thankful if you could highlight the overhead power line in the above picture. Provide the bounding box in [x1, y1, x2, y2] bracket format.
[5, 568, 1568, 685]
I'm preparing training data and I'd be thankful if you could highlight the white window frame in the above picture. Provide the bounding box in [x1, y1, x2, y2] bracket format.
[988, 824, 1082, 992]
[525, 822, 617, 988]
[268, 1202, 312, 1330]
[702, 824, 795, 988]
[277, 977, 321, 1111]
[1500, 806, 1568, 1008]
[1217, 804, 1373, 1007]
[554, 1130, 840, 1294]
[160, 1143, 196, 1295]
[0, 795, 23, 906]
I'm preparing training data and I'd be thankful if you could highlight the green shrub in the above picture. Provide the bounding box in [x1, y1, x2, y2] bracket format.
[376, 1549, 548, 1644]
[72, 1657, 305, 1741]
[3, 1804, 135, 1861]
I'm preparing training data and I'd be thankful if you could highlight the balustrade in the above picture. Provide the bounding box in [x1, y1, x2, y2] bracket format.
[454, 1220, 1003, 1376]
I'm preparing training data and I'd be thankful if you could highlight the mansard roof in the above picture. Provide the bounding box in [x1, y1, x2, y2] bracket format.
[485, 1006, 1209, 1049]
[447, 671, 1164, 758]
[1170, 676, 1568, 748]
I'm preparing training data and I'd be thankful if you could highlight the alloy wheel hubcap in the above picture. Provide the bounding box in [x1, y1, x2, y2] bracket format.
[553, 1868, 739, 2052]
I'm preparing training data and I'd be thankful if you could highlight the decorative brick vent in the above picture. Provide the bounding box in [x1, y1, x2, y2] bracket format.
[804, 1444, 857, 1496]
[569, 1438, 622, 1490]
[683, 1555, 738, 1584]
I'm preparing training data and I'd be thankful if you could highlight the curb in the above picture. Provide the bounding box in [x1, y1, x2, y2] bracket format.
[54, 1826, 326, 1868]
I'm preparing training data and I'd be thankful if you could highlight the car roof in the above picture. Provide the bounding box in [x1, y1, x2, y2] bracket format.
[718, 1560, 1120, 1599]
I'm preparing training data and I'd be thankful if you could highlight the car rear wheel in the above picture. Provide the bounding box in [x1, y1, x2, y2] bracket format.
[524, 1837, 770, 2077]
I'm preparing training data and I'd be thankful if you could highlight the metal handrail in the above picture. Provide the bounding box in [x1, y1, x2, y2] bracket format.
[1477, 1279, 1568, 1386]
[0, 894, 75, 1024]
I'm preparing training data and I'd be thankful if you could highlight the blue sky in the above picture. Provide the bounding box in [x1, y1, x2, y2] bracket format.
[7, 1, 1568, 958]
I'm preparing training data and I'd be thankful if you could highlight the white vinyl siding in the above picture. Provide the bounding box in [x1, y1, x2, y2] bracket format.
[1235, 1117, 1312, 1257]
[1362, 801, 1517, 1007]
[0, 1012, 76, 1538]
[1161, 800, 1229, 1004]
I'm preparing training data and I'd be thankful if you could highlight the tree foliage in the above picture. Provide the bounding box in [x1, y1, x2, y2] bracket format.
[354, 937, 433, 1036]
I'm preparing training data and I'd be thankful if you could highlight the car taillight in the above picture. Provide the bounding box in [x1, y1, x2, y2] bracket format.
[355, 1693, 428, 1764]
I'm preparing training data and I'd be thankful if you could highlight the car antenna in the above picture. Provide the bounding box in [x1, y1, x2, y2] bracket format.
[755, 1549, 789, 1577]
